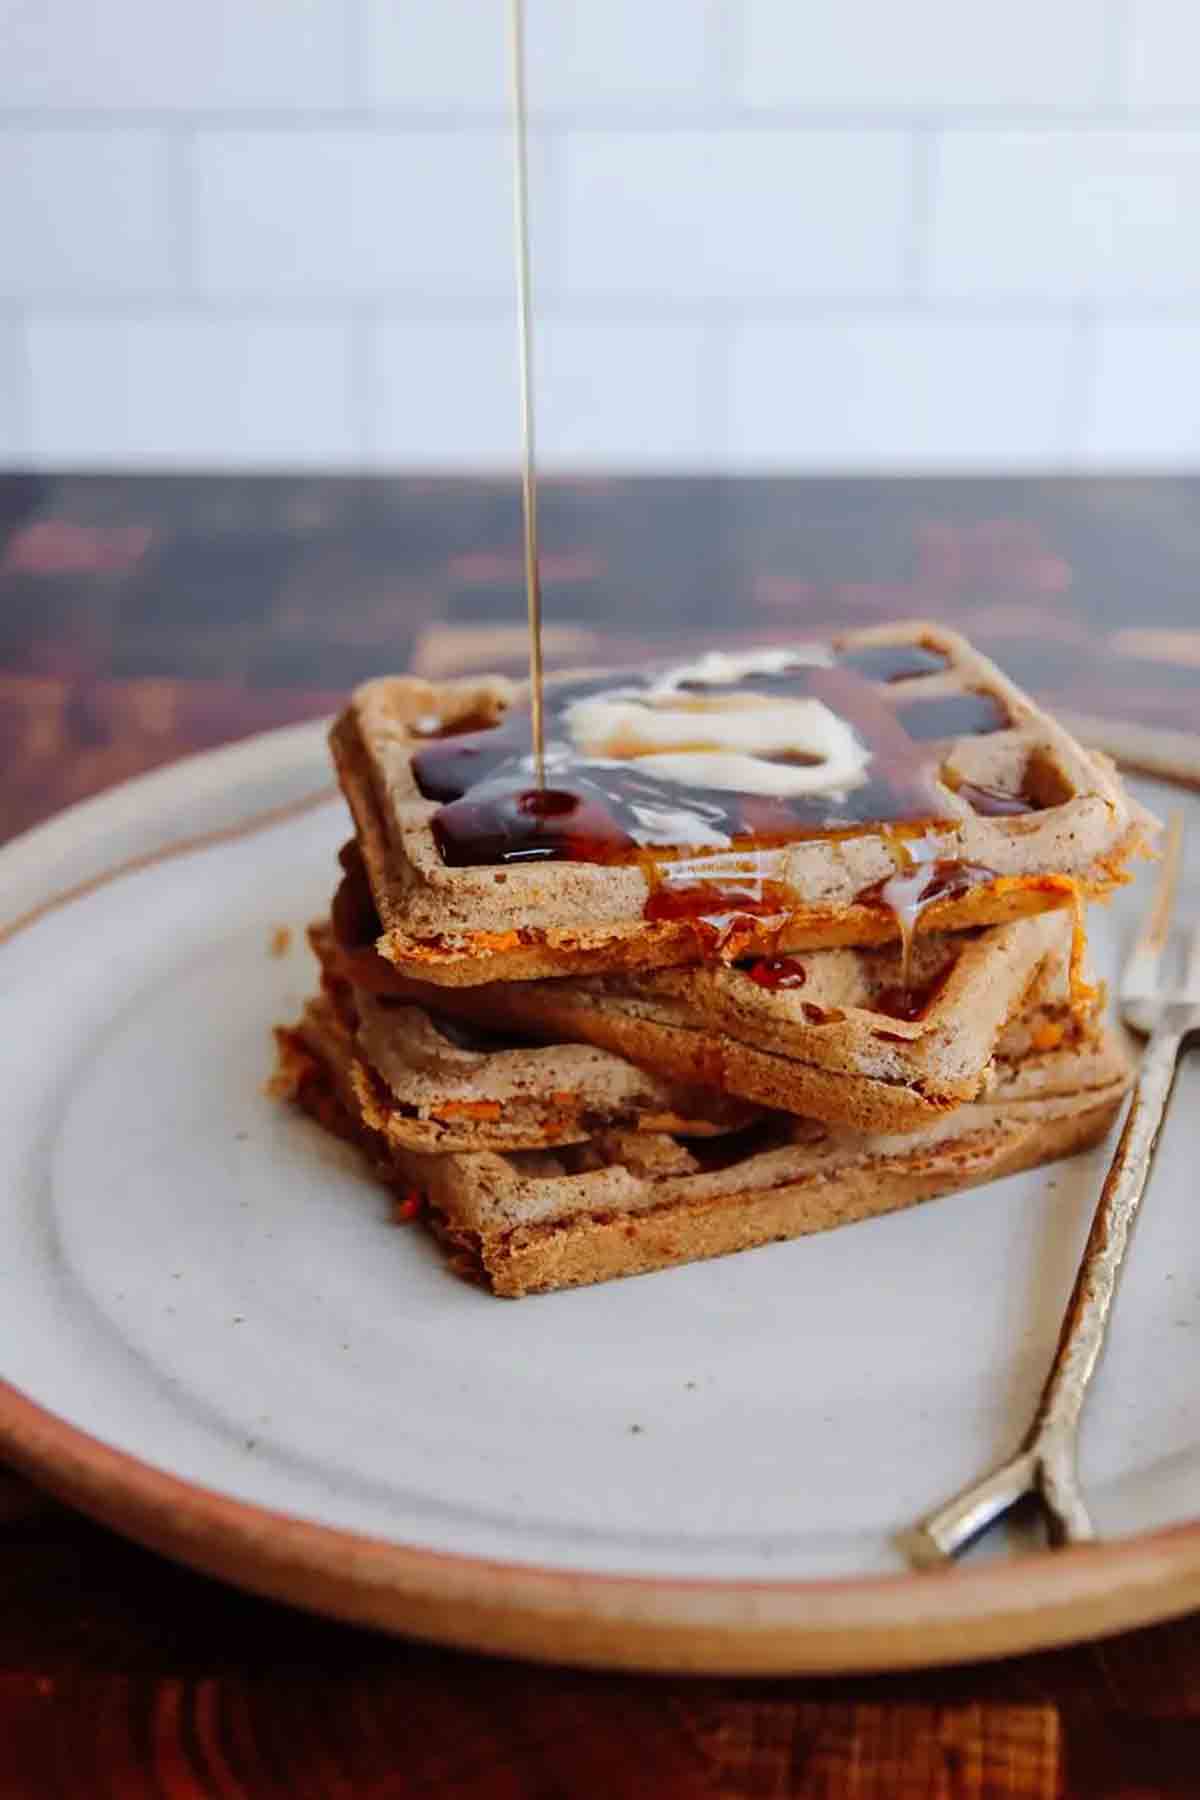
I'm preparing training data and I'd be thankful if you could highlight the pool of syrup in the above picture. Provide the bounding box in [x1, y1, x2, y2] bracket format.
[412, 644, 1027, 871]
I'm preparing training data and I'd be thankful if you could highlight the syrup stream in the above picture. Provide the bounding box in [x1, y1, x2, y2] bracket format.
[507, 0, 545, 786]
[874, 844, 935, 992]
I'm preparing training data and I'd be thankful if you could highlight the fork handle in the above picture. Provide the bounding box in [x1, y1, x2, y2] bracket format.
[907, 1025, 1186, 1567]
[1034, 1022, 1186, 1447]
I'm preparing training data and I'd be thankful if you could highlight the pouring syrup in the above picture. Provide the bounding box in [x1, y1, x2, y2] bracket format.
[508, 0, 545, 786]
[497, 11, 1027, 991]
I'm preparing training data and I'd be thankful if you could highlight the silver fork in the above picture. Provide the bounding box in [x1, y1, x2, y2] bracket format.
[901, 815, 1200, 1567]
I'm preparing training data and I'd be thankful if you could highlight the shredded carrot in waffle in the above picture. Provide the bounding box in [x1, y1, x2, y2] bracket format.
[432, 1100, 504, 1122]
[399, 929, 524, 962]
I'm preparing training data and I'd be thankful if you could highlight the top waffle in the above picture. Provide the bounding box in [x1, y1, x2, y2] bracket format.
[332, 620, 1151, 985]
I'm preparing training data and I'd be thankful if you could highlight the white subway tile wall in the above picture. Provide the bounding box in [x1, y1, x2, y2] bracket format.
[364, 0, 508, 112]
[0, 0, 1195, 470]
[0, 317, 23, 462]
[537, 321, 720, 467]
[1126, 1, 1200, 109]
[561, 130, 912, 300]
[369, 316, 720, 469]
[190, 129, 555, 299]
[930, 130, 1200, 301]
[740, 0, 1111, 111]
[0, 0, 353, 113]
[728, 319, 1077, 468]
[1, 129, 173, 298]
[368, 316, 519, 467]
[366, 0, 722, 112]
[1086, 322, 1200, 464]
[27, 319, 356, 466]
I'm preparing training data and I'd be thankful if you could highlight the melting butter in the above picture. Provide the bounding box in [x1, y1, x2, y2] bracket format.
[565, 644, 870, 797]
[613, 745, 866, 797]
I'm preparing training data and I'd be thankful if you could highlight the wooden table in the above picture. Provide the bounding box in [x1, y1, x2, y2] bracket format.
[3, 472, 1199, 1798]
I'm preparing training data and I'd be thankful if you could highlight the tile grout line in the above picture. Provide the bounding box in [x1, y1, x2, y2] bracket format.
[12, 296, 1200, 325]
[9, 105, 1200, 130]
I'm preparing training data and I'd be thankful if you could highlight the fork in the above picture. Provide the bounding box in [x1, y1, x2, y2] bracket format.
[901, 815, 1200, 1567]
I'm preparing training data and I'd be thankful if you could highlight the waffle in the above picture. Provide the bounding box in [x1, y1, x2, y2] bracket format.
[295, 979, 757, 1153]
[310, 908, 1094, 1134]
[278, 1009, 1131, 1297]
[331, 621, 1150, 986]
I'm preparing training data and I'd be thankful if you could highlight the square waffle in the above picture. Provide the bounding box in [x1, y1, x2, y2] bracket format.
[279, 1012, 1131, 1297]
[331, 620, 1151, 986]
[310, 907, 1093, 1134]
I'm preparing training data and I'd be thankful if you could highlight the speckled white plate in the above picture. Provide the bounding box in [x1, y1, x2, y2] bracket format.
[1, 723, 1198, 1673]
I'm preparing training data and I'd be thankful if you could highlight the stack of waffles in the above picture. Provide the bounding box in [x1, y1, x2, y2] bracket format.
[275, 622, 1152, 1297]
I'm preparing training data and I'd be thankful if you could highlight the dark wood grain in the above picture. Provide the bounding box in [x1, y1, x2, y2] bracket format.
[2, 472, 1198, 1798]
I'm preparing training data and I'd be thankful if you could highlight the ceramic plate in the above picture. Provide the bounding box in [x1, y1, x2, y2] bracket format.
[2, 723, 1199, 1673]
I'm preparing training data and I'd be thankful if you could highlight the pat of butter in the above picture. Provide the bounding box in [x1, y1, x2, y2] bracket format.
[566, 686, 870, 796]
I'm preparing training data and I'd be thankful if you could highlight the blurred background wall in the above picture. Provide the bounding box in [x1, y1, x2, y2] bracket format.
[2, 0, 1199, 474]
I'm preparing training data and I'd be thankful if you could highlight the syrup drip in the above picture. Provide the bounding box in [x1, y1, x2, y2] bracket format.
[874, 963, 953, 1022]
[641, 852, 793, 954]
[745, 956, 809, 991]
[858, 848, 996, 989]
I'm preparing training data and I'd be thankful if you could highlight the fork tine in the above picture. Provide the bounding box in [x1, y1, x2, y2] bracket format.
[1122, 812, 1184, 999]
